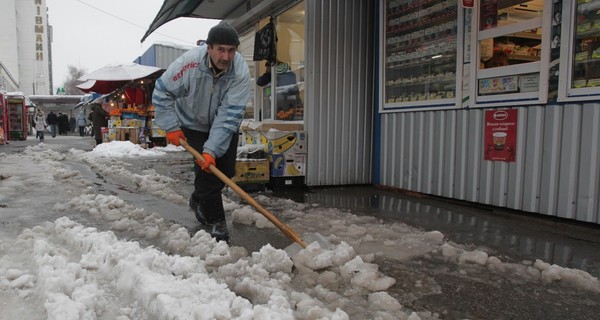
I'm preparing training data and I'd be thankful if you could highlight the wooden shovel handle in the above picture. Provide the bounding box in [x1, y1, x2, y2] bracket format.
[179, 138, 307, 248]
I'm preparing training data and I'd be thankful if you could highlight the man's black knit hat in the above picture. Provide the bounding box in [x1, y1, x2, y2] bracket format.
[206, 22, 240, 46]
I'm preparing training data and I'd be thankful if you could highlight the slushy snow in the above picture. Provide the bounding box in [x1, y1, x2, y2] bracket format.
[0, 141, 598, 319]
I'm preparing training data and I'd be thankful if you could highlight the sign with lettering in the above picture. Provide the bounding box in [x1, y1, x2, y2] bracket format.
[34, 0, 44, 60]
[484, 109, 518, 162]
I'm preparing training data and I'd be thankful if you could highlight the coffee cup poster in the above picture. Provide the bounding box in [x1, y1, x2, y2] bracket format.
[484, 109, 517, 162]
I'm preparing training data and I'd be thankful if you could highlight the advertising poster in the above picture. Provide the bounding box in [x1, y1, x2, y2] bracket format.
[484, 109, 518, 162]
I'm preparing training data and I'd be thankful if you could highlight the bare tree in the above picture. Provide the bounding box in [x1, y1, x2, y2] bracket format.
[62, 65, 88, 95]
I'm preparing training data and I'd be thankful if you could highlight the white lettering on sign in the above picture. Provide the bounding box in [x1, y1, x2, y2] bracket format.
[34, 0, 43, 60]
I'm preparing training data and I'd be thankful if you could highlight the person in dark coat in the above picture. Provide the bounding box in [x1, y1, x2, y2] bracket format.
[46, 111, 58, 138]
[69, 116, 76, 134]
[58, 112, 69, 135]
[90, 104, 108, 145]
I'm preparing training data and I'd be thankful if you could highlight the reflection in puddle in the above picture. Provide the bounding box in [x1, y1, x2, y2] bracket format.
[302, 187, 600, 277]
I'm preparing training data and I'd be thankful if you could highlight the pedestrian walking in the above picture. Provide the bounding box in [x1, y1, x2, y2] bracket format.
[33, 109, 47, 142]
[90, 103, 108, 145]
[152, 22, 250, 242]
[76, 109, 87, 137]
[46, 111, 58, 138]
[58, 113, 69, 135]
[69, 116, 76, 134]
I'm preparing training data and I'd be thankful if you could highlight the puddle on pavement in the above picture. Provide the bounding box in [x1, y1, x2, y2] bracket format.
[270, 186, 600, 277]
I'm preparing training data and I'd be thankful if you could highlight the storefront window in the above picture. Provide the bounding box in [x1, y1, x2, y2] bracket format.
[256, 2, 305, 121]
[476, 0, 544, 100]
[570, 1, 600, 90]
[382, 0, 459, 109]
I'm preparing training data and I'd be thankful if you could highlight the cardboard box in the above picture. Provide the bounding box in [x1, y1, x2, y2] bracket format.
[241, 121, 304, 132]
[104, 128, 117, 142]
[122, 119, 142, 128]
[232, 159, 270, 183]
[269, 153, 306, 177]
[116, 127, 139, 144]
[264, 130, 307, 154]
[242, 130, 307, 154]
[108, 119, 122, 128]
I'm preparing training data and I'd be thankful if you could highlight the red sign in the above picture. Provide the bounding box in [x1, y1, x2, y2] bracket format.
[480, 1, 499, 30]
[484, 109, 517, 162]
[462, 0, 474, 8]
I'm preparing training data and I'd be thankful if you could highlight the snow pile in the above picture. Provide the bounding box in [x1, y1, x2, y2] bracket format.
[1, 141, 599, 319]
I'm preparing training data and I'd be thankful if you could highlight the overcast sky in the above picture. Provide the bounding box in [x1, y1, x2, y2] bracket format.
[46, 0, 219, 90]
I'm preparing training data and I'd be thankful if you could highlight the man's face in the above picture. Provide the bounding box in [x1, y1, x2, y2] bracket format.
[207, 44, 238, 71]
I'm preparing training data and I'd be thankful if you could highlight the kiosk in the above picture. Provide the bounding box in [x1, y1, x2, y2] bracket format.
[6, 94, 27, 141]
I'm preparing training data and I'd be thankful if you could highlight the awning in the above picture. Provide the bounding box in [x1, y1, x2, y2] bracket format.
[76, 80, 130, 94]
[76, 63, 164, 94]
[75, 93, 108, 108]
[28, 95, 85, 111]
[78, 63, 164, 82]
[140, 0, 248, 42]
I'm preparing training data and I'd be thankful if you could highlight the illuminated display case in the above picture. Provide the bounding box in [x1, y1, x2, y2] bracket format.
[561, 0, 600, 101]
[382, 0, 460, 110]
[6, 95, 26, 141]
[473, 0, 550, 106]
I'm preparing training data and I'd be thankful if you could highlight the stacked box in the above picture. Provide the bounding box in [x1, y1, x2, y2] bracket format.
[242, 130, 307, 154]
[241, 127, 307, 182]
[116, 127, 139, 144]
[263, 130, 307, 154]
[232, 159, 270, 184]
[122, 119, 142, 128]
[108, 118, 122, 128]
[150, 119, 165, 138]
[121, 112, 138, 119]
[269, 153, 306, 177]
[106, 128, 117, 142]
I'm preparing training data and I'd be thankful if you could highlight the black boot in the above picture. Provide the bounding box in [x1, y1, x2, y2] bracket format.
[189, 196, 207, 225]
[209, 220, 229, 242]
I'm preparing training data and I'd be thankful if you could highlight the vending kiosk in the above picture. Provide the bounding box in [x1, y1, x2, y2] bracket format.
[0, 92, 6, 144]
[6, 94, 27, 141]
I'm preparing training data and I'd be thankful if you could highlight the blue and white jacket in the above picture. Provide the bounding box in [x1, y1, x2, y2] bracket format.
[152, 45, 250, 158]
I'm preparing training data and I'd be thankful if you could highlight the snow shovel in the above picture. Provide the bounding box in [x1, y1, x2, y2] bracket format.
[179, 138, 332, 254]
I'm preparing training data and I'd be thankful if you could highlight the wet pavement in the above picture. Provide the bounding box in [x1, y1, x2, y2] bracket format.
[3, 134, 600, 319]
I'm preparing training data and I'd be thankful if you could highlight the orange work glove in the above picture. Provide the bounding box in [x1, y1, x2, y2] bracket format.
[165, 130, 186, 146]
[195, 153, 216, 173]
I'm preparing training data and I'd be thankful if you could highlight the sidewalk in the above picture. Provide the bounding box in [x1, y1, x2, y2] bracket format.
[4, 134, 600, 277]
[3, 135, 600, 319]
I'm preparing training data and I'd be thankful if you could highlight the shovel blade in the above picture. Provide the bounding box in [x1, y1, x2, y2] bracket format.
[284, 232, 333, 258]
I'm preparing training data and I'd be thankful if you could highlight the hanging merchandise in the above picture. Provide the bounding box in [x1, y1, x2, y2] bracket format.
[253, 18, 277, 63]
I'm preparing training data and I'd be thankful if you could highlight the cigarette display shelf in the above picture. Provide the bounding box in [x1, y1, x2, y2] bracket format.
[571, 0, 600, 89]
[383, 0, 458, 105]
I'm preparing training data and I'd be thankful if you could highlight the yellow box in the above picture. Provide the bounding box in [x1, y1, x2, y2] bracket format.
[242, 129, 307, 154]
[108, 119, 122, 128]
[269, 153, 306, 177]
[232, 159, 270, 183]
[116, 127, 139, 144]
[122, 119, 141, 128]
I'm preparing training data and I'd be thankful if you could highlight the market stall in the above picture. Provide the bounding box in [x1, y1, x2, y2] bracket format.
[76, 63, 165, 147]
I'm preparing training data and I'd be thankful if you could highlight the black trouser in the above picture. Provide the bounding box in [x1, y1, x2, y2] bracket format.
[182, 127, 238, 222]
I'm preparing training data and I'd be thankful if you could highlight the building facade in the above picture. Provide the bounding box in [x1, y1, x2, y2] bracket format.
[0, 0, 52, 95]
[206, 0, 600, 226]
